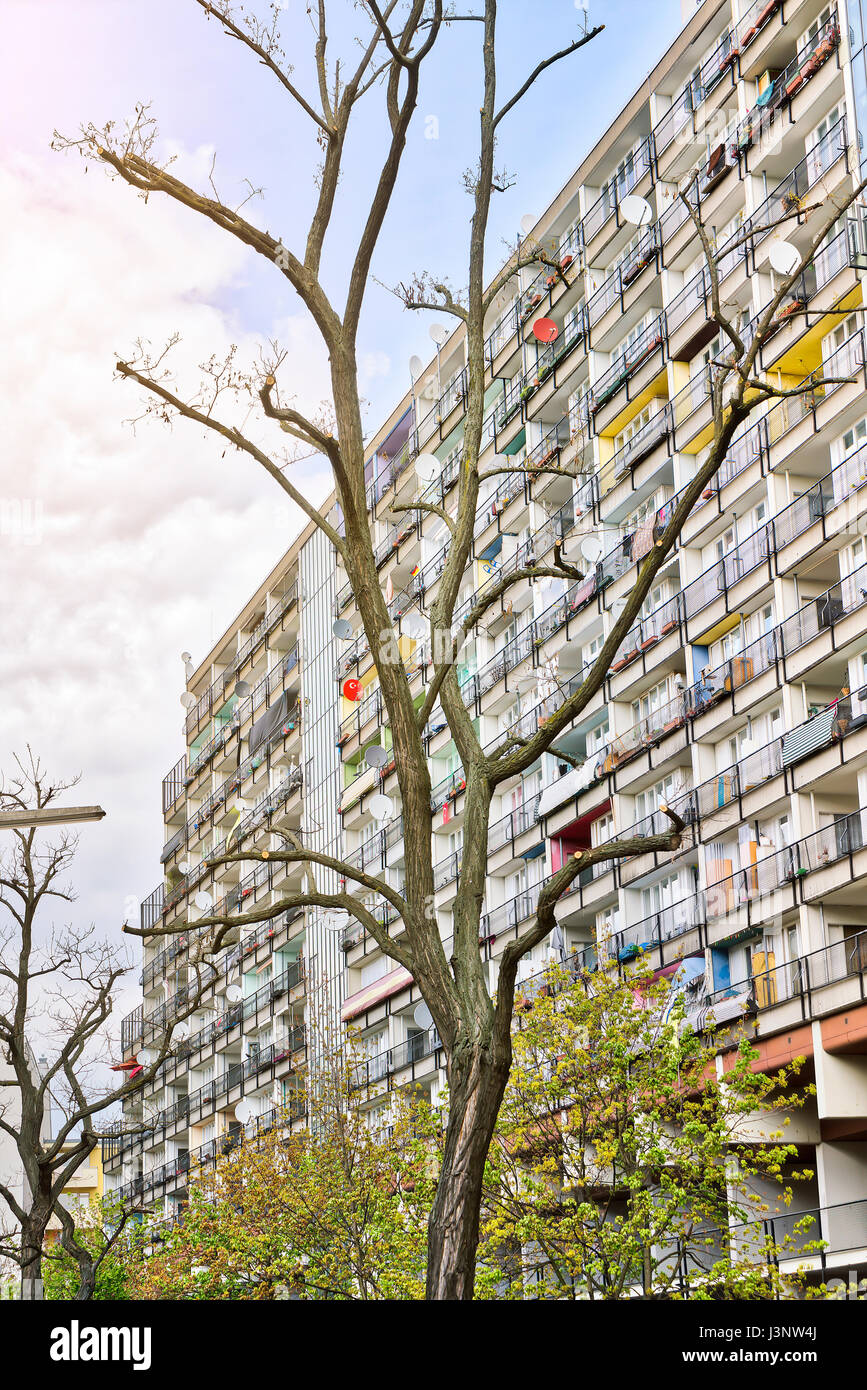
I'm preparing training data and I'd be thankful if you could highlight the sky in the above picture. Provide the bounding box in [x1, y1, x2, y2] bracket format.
[0, 0, 684, 1036]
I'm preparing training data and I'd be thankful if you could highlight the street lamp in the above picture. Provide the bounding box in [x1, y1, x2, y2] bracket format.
[0, 805, 105, 830]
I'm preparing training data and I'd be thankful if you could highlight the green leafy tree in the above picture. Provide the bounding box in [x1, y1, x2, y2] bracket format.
[478, 963, 819, 1300]
[129, 1054, 437, 1301]
[42, 1196, 143, 1301]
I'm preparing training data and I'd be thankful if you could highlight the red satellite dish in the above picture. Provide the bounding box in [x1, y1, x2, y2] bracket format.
[533, 317, 559, 343]
[343, 679, 362, 701]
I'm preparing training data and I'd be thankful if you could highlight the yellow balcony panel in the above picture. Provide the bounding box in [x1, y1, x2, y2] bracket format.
[768, 284, 863, 381]
[597, 369, 668, 440]
[693, 611, 744, 647]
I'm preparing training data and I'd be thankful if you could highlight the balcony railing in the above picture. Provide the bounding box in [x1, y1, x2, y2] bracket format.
[349, 1027, 441, 1090]
[581, 138, 653, 246]
[590, 314, 666, 417]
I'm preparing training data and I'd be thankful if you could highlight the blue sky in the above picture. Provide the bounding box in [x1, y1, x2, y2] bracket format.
[0, 0, 685, 1040]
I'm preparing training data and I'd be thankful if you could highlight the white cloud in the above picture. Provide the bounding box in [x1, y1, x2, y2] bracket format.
[0, 152, 333, 1015]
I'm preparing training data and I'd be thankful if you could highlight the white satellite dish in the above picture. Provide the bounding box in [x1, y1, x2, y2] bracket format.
[402, 612, 428, 640]
[180, 692, 196, 710]
[415, 453, 441, 483]
[421, 379, 438, 401]
[235, 1099, 253, 1124]
[178, 860, 191, 876]
[580, 535, 604, 564]
[520, 213, 536, 236]
[609, 596, 629, 620]
[369, 793, 394, 823]
[173, 1021, 190, 1041]
[181, 651, 192, 663]
[429, 322, 448, 346]
[323, 909, 350, 933]
[365, 745, 389, 769]
[620, 194, 652, 227]
[194, 891, 213, 912]
[409, 354, 424, 380]
[225, 983, 243, 1003]
[234, 679, 251, 698]
[413, 1001, 434, 1030]
[768, 240, 801, 276]
[332, 618, 353, 641]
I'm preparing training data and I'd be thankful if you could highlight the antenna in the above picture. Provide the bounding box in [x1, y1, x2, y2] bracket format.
[429, 323, 448, 346]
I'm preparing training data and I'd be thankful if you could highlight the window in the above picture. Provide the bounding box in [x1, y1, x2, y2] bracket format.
[635, 774, 676, 822]
[614, 405, 653, 453]
[823, 313, 858, 368]
[800, 6, 835, 53]
[641, 872, 682, 916]
[838, 416, 867, 462]
[808, 104, 844, 182]
[612, 313, 654, 371]
[632, 678, 671, 724]
[586, 718, 610, 756]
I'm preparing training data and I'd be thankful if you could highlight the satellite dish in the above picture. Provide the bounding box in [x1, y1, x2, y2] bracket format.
[609, 596, 629, 620]
[194, 891, 213, 912]
[235, 1099, 253, 1124]
[180, 692, 196, 710]
[520, 213, 536, 236]
[365, 745, 389, 769]
[768, 240, 801, 276]
[415, 453, 441, 482]
[421, 379, 438, 401]
[181, 651, 192, 663]
[413, 1001, 434, 1030]
[225, 983, 243, 1003]
[173, 1021, 190, 1041]
[620, 194, 652, 227]
[403, 612, 427, 640]
[332, 619, 353, 641]
[323, 909, 349, 933]
[178, 860, 191, 875]
[369, 793, 394, 823]
[429, 322, 448, 346]
[533, 317, 559, 343]
[409, 354, 424, 380]
[580, 535, 604, 563]
[234, 680, 251, 698]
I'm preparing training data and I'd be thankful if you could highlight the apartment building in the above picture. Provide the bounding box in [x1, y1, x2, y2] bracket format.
[108, 0, 867, 1275]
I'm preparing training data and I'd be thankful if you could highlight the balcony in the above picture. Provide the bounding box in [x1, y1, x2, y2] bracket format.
[589, 314, 667, 433]
[349, 1027, 441, 1091]
[734, 12, 842, 165]
[580, 137, 653, 261]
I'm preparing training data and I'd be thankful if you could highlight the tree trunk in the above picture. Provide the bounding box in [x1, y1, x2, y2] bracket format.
[75, 1262, 97, 1300]
[20, 1217, 44, 1299]
[426, 1042, 510, 1300]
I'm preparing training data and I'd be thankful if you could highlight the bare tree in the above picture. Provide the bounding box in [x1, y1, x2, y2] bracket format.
[0, 755, 210, 1298]
[54, 0, 866, 1297]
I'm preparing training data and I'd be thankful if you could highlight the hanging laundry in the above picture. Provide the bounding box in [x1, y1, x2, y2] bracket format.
[631, 519, 656, 561]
